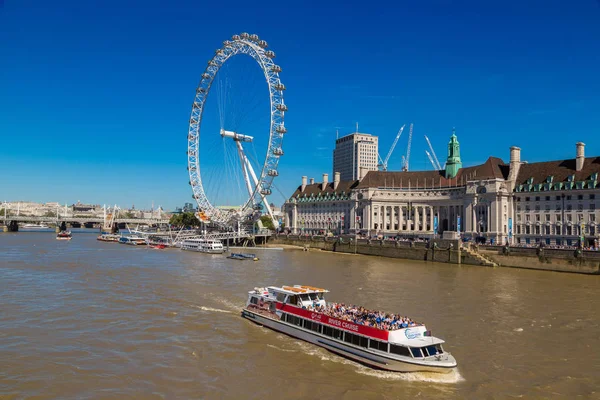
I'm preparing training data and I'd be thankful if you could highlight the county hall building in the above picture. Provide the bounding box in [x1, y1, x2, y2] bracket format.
[283, 132, 600, 247]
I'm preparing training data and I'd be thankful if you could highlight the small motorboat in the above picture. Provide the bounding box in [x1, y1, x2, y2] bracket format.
[56, 231, 72, 240]
[149, 244, 166, 249]
[227, 253, 259, 261]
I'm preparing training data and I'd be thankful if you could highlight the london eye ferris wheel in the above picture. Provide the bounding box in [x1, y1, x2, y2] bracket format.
[187, 33, 287, 228]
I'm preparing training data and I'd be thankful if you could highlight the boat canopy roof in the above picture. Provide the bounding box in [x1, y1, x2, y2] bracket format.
[267, 284, 329, 295]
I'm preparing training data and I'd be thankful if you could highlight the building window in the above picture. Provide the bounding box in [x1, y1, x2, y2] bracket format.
[535, 206, 540, 212]
[567, 195, 572, 200]
[545, 196, 550, 201]
[545, 214, 550, 222]
[525, 197, 530, 201]
[591, 204, 596, 211]
[578, 195, 583, 200]
[535, 215, 541, 222]
[545, 205, 550, 212]
[567, 205, 572, 211]
[591, 194, 596, 200]
[525, 206, 530, 212]
[556, 196, 561, 201]
[535, 196, 540, 201]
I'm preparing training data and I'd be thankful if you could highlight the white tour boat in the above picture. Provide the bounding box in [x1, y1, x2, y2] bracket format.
[241, 285, 457, 373]
[22, 223, 50, 229]
[118, 236, 147, 245]
[180, 238, 224, 254]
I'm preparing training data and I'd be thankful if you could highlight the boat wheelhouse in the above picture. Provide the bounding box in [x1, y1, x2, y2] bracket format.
[241, 285, 457, 373]
[181, 238, 224, 254]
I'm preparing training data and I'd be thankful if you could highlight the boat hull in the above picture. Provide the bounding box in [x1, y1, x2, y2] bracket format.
[241, 309, 455, 373]
[181, 248, 224, 254]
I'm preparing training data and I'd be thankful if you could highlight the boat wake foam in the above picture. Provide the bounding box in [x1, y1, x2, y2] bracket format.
[356, 366, 465, 384]
[293, 341, 464, 384]
[193, 305, 232, 314]
[266, 344, 297, 353]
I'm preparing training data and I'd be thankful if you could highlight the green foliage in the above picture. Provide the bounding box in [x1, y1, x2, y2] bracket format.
[259, 215, 275, 230]
[44, 211, 57, 217]
[122, 211, 135, 219]
[169, 212, 201, 228]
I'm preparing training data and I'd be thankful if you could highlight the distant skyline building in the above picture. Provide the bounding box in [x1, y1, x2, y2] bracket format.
[333, 132, 379, 181]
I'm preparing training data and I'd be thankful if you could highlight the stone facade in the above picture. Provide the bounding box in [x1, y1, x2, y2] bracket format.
[284, 134, 600, 246]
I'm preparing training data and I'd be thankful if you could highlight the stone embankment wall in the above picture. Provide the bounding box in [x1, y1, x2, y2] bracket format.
[477, 245, 600, 275]
[269, 235, 483, 266]
[269, 235, 600, 275]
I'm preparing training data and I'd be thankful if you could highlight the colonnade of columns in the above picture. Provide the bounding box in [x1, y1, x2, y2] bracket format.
[361, 203, 465, 234]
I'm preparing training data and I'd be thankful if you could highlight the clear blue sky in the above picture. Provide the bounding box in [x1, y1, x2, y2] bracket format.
[1, 0, 599, 210]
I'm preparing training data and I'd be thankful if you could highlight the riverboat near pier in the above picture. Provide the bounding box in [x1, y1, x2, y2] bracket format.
[118, 236, 147, 246]
[97, 233, 121, 242]
[241, 285, 457, 373]
[181, 238, 224, 254]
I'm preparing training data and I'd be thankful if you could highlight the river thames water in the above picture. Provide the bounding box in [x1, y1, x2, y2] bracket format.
[0, 230, 599, 399]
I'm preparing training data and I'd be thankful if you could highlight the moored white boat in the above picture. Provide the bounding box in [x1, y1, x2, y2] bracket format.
[241, 285, 457, 373]
[97, 233, 121, 242]
[118, 236, 147, 245]
[181, 238, 224, 254]
[22, 223, 50, 229]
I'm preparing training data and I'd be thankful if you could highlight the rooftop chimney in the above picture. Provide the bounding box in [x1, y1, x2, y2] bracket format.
[576, 142, 585, 172]
[309, 178, 314, 185]
[510, 146, 521, 164]
[507, 146, 522, 191]
[334, 172, 341, 190]
[301, 176, 307, 192]
[322, 173, 329, 190]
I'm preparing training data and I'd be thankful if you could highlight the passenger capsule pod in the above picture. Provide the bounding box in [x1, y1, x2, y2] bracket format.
[275, 125, 287, 134]
[265, 50, 275, 58]
[196, 87, 206, 93]
[208, 60, 218, 66]
[276, 104, 288, 112]
[250, 34, 259, 41]
[268, 169, 279, 177]
[258, 40, 268, 48]
[240, 32, 249, 39]
[232, 35, 240, 40]
[274, 83, 286, 91]
[223, 40, 232, 46]
[253, 204, 263, 211]
[202, 73, 211, 79]
[260, 189, 272, 196]
[215, 49, 224, 54]
[273, 148, 284, 156]
[271, 65, 282, 73]
[189, 119, 197, 125]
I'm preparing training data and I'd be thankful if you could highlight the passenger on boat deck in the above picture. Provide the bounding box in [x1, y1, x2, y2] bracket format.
[305, 302, 418, 331]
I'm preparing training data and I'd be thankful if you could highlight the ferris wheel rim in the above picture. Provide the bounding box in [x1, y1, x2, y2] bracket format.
[187, 33, 286, 227]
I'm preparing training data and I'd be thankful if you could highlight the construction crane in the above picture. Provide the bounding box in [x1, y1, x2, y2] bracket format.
[425, 150, 437, 170]
[377, 125, 405, 171]
[401, 123, 414, 171]
[424, 135, 442, 170]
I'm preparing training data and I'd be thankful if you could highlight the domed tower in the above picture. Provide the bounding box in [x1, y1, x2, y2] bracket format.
[445, 128, 462, 179]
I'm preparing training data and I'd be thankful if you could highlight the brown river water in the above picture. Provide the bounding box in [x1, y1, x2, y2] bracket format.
[1, 230, 599, 399]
